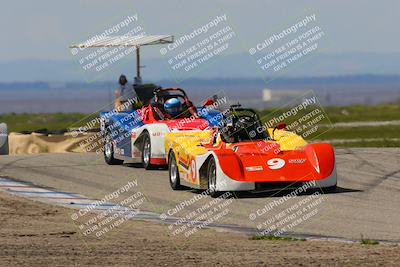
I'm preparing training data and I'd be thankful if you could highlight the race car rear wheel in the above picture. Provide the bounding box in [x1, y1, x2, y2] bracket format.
[104, 130, 124, 165]
[142, 132, 153, 170]
[207, 157, 221, 198]
[169, 151, 183, 190]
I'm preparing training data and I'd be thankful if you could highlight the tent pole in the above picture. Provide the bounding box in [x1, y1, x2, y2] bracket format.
[135, 46, 142, 85]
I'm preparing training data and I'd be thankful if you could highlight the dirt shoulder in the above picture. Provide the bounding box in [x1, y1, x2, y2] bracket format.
[0, 191, 399, 267]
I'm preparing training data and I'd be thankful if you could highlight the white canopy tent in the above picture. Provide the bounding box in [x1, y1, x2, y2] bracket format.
[70, 35, 173, 48]
[70, 35, 174, 83]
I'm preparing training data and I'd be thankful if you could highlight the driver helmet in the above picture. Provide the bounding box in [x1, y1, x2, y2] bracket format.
[119, 74, 127, 85]
[164, 98, 182, 117]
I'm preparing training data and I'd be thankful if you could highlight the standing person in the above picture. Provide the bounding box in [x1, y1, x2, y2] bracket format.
[114, 74, 137, 111]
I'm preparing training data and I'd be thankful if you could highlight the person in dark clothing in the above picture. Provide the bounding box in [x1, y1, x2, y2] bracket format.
[114, 74, 137, 111]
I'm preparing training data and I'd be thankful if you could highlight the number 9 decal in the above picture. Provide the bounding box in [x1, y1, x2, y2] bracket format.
[190, 160, 196, 182]
[267, 158, 285, 170]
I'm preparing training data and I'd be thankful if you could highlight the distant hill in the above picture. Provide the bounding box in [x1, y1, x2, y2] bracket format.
[0, 75, 399, 113]
[1, 52, 400, 82]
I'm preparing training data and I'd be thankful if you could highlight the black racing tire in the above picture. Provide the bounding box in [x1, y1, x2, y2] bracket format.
[103, 130, 124, 165]
[207, 157, 221, 198]
[141, 131, 153, 170]
[168, 151, 184, 190]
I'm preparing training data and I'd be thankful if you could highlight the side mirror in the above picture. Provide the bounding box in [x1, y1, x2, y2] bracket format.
[276, 123, 286, 130]
[272, 123, 286, 140]
[202, 99, 215, 108]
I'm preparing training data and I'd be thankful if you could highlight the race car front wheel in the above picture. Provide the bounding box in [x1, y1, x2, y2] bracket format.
[142, 132, 153, 170]
[169, 151, 183, 190]
[207, 157, 221, 198]
[104, 130, 123, 165]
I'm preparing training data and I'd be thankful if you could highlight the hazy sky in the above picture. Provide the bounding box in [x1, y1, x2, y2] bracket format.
[1, 0, 399, 61]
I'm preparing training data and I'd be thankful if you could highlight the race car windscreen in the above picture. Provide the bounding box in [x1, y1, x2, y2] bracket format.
[152, 92, 195, 120]
[220, 110, 269, 143]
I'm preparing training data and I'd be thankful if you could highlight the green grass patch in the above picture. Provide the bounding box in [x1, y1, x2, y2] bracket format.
[0, 113, 98, 133]
[360, 234, 380, 245]
[316, 125, 400, 141]
[324, 104, 400, 123]
[250, 235, 305, 241]
[360, 238, 380, 245]
[330, 140, 400, 148]
[2, 104, 400, 149]
[258, 103, 400, 123]
[257, 103, 400, 147]
[310, 125, 400, 147]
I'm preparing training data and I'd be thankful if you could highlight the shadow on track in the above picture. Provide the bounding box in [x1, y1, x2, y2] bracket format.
[188, 186, 361, 199]
[123, 163, 167, 170]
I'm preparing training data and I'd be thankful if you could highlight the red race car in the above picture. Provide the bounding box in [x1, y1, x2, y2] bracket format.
[165, 105, 337, 197]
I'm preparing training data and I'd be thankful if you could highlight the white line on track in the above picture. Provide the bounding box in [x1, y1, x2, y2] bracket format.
[1, 176, 398, 245]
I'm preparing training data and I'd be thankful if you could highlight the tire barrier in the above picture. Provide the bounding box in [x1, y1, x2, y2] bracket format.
[0, 123, 8, 155]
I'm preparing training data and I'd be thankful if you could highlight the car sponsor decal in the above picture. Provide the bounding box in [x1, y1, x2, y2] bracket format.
[267, 158, 285, 170]
[178, 158, 190, 173]
[115, 147, 124, 155]
[288, 158, 306, 164]
[190, 159, 197, 183]
[245, 166, 263, 172]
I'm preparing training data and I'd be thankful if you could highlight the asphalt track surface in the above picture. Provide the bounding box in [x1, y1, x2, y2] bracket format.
[0, 148, 399, 242]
